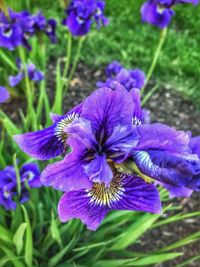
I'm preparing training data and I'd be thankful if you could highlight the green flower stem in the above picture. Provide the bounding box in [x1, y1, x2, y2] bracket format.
[36, 43, 51, 126]
[13, 154, 21, 197]
[62, 32, 72, 83]
[63, 36, 85, 96]
[141, 27, 168, 95]
[18, 47, 37, 129]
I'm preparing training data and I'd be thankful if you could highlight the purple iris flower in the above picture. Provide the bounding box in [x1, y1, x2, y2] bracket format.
[0, 9, 57, 51]
[97, 61, 145, 91]
[9, 59, 44, 87]
[15, 83, 162, 230]
[14, 83, 200, 230]
[63, 0, 109, 36]
[141, 0, 199, 28]
[0, 86, 10, 103]
[0, 162, 41, 210]
[0, 12, 23, 50]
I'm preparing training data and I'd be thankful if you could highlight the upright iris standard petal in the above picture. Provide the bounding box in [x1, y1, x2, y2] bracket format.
[81, 83, 135, 138]
[41, 137, 92, 192]
[14, 108, 81, 160]
[58, 172, 161, 230]
[0, 86, 10, 103]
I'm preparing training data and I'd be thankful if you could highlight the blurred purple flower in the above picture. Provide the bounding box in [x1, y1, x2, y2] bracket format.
[141, 0, 198, 28]
[63, 0, 109, 36]
[97, 61, 145, 91]
[0, 162, 41, 210]
[0, 86, 10, 103]
[9, 59, 44, 87]
[0, 9, 57, 50]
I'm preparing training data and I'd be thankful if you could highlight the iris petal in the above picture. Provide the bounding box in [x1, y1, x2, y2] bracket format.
[81, 83, 135, 139]
[41, 137, 91, 192]
[58, 172, 161, 231]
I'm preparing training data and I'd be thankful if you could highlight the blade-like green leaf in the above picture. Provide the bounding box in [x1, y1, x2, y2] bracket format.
[111, 213, 160, 250]
[13, 223, 27, 255]
[22, 205, 33, 267]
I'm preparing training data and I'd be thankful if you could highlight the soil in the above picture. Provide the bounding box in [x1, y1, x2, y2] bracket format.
[2, 62, 200, 266]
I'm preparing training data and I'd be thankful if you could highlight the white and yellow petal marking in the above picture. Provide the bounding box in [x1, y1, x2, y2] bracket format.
[55, 112, 79, 144]
[88, 174, 125, 208]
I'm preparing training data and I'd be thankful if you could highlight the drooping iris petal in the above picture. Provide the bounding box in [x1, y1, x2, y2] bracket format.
[0, 86, 10, 103]
[14, 124, 65, 160]
[27, 63, 44, 81]
[160, 183, 193, 198]
[132, 150, 200, 190]
[135, 123, 190, 153]
[81, 83, 134, 138]
[9, 72, 24, 87]
[58, 190, 108, 231]
[41, 137, 91, 192]
[14, 108, 80, 160]
[84, 154, 113, 186]
[58, 173, 161, 230]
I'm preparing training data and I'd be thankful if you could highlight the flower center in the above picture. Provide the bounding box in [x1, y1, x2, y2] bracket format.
[88, 173, 125, 207]
[3, 27, 13, 37]
[156, 4, 166, 14]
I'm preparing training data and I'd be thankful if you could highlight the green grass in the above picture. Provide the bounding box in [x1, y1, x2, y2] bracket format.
[82, 0, 200, 106]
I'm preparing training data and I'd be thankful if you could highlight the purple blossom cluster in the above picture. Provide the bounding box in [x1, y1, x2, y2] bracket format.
[97, 61, 145, 92]
[14, 83, 200, 230]
[63, 0, 109, 36]
[0, 162, 41, 210]
[0, 9, 56, 50]
[141, 0, 199, 28]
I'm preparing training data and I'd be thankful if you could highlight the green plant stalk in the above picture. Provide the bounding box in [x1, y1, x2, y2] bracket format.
[141, 27, 168, 95]
[13, 154, 21, 196]
[0, 50, 18, 71]
[62, 32, 72, 83]
[64, 36, 85, 96]
[18, 47, 37, 129]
